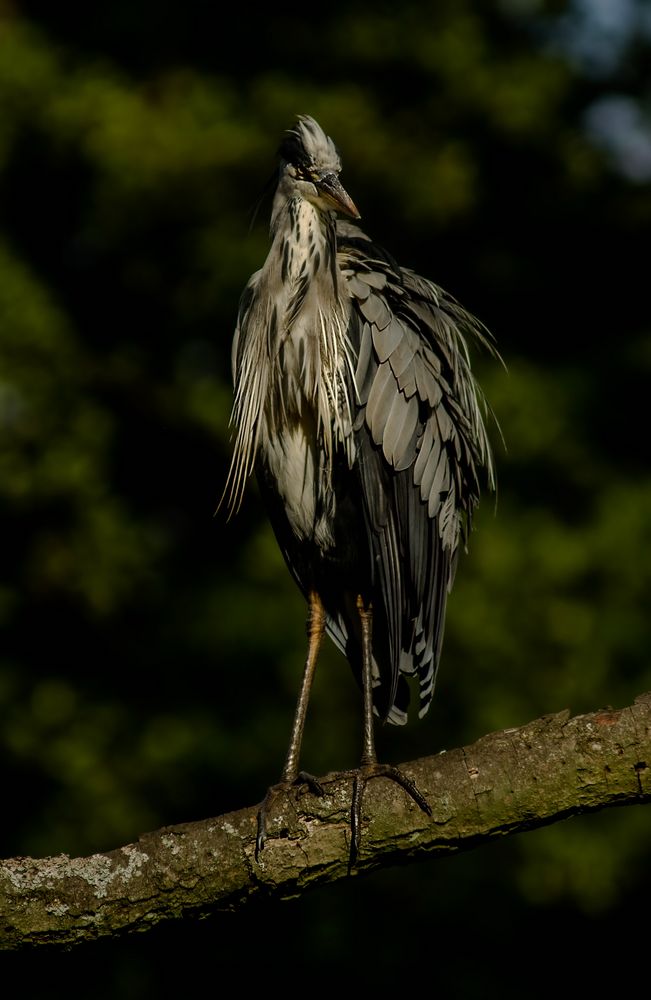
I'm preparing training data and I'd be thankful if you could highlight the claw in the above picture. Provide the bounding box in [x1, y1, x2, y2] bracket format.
[255, 772, 325, 858]
[350, 764, 431, 865]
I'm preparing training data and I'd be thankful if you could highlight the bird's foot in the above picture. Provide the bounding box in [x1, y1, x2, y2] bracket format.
[256, 771, 324, 859]
[350, 763, 431, 865]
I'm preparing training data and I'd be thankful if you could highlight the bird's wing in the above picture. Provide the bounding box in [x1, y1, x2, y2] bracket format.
[337, 222, 496, 723]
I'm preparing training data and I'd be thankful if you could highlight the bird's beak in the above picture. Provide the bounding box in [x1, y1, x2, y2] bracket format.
[317, 173, 361, 219]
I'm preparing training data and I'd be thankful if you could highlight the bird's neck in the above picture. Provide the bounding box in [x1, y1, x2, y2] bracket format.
[260, 193, 353, 464]
[270, 194, 339, 294]
[263, 193, 348, 392]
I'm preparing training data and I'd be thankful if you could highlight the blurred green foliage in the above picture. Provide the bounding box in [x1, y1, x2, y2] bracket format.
[2, 0, 651, 992]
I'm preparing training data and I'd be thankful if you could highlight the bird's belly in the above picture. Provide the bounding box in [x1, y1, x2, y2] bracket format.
[259, 416, 336, 550]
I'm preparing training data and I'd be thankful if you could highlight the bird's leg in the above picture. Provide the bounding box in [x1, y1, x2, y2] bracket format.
[358, 596, 377, 769]
[351, 596, 432, 864]
[256, 590, 326, 857]
[280, 591, 326, 785]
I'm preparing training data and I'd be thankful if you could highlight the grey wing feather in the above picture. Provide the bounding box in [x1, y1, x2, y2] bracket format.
[382, 391, 419, 469]
[373, 315, 405, 362]
[360, 292, 392, 330]
[355, 323, 377, 406]
[366, 361, 398, 449]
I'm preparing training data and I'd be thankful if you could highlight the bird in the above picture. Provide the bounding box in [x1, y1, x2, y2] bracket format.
[224, 115, 497, 860]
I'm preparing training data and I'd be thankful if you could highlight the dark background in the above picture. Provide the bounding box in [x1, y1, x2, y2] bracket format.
[1, 0, 650, 992]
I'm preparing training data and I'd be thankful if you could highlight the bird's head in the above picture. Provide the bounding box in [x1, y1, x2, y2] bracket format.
[277, 115, 360, 220]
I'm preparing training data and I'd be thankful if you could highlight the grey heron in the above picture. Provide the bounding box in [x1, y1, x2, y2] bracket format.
[224, 115, 497, 859]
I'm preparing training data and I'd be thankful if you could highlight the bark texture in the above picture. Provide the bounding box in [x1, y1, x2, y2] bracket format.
[2, 693, 650, 950]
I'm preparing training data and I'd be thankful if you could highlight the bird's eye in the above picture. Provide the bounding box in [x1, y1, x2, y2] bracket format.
[292, 164, 319, 183]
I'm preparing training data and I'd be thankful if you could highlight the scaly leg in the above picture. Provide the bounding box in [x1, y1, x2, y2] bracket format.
[350, 596, 432, 863]
[256, 590, 326, 857]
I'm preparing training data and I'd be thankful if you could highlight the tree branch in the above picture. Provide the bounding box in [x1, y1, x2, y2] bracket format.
[2, 693, 650, 950]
